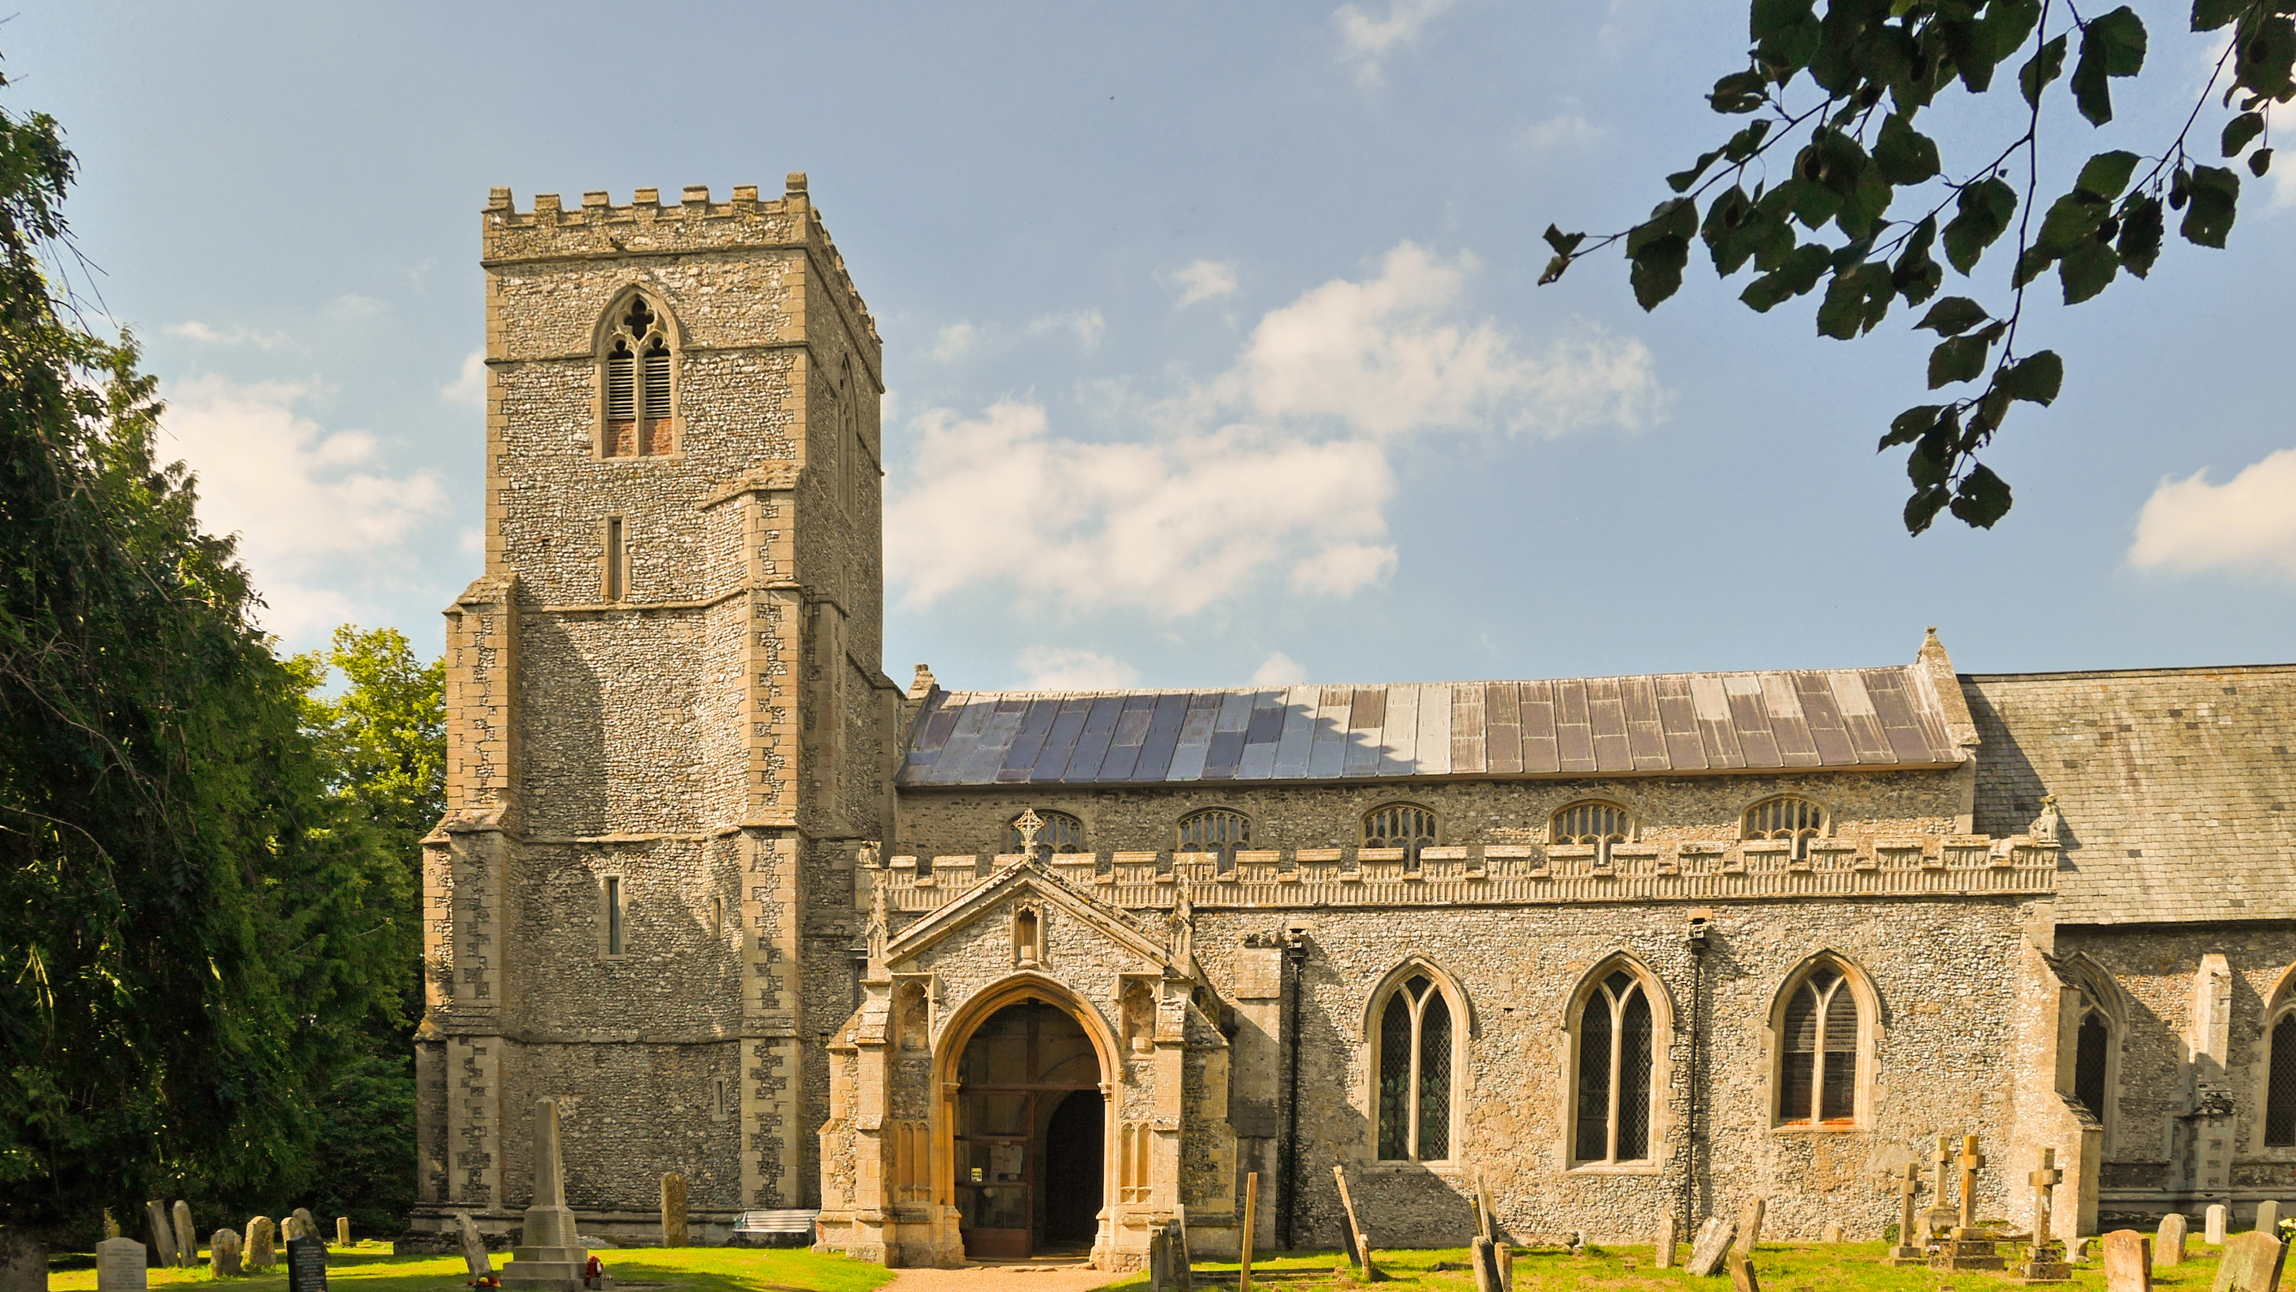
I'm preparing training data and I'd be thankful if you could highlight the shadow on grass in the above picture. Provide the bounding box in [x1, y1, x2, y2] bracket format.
[45, 1244, 893, 1292]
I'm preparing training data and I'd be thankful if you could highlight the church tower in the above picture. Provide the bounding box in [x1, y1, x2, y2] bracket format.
[414, 175, 896, 1236]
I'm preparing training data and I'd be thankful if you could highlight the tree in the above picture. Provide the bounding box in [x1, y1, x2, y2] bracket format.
[1539, 0, 2293, 533]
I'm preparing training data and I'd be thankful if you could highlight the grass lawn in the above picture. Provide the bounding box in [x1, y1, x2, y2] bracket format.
[47, 1243, 893, 1292]
[1086, 1240, 2231, 1291]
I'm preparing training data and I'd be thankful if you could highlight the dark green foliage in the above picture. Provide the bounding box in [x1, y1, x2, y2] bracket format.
[1540, 0, 2289, 533]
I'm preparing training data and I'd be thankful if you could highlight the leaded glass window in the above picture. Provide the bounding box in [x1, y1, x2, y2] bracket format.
[1553, 801, 1630, 866]
[2073, 1011, 2111, 1121]
[1575, 969, 1655, 1163]
[1363, 803, 1438, 870]
[1178, 808, 1250, 871]
[1779, 965, 1859, 1126]
[2268, 1014, 2296, 1147]
[1375, 974, 1454, 1161]
[1745, 796, 1827, 860]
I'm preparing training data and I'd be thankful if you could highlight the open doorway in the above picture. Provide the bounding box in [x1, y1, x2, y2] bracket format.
[953, 997, 1104, 1259]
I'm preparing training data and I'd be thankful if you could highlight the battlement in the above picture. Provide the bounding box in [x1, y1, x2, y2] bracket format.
[482, 172, 878, 349]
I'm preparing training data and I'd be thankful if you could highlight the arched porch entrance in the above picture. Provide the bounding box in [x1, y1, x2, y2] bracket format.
[946, 991, 1109, 1259]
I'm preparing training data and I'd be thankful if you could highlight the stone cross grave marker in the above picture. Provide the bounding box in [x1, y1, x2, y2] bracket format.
[1955, 1135, 1987, 1236]
[287, 1235, 329, 1292]
[96, 1237, 146, 1292]
[660, 1174, 687, 1248]
[172, 1201, 196, 1267]
[2256, 1200, 2283, 1236]
[2212, 1230, 2287, 1292]
[2157, 1213, 2187, 1267]
[1653, 1213, 1676, 1268]
[2018, 1148, 2070, 1283]
[2101, 1229, 2150, 1292]
[1733, 1198, 1766, 1255]
[247, 1217, 276, 1271]
[1925, 1134, 1958, 1240]
[2209, 1204, 2229, 1245]
[1725, 1248, 1761, 1292]
[1685, 1216, 1737, 1277]
[143, 1202, 176, 1268]
[1886, 1162, 1926, 1265]
[456, 1213, 493, 1279]
[211, 1228, 244, 1278]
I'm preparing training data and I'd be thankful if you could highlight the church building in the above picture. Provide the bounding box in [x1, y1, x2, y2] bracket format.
[409, 176, 2296, 1270]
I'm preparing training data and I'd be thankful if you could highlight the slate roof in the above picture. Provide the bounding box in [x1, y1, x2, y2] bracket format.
[1965, 664, 2296, 925]
[898, 664, 1964, 788]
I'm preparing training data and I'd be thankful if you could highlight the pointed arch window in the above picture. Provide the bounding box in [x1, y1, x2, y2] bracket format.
[1744, 796, 1827, 860]
[2073, 1008, 2111, 1120]
[1375, 973, 1454, 1162]
[1574, 969, 1656, 1164]
[1007, 810, 1085, 862]
[1777, 962, 1862, 1127]
[1177, 808, 1250, 872]
[2267, 1001, 2296, 1147]
[1552, 800, 1630, 865]
[1363, 802, 1437, 870]
[601, 295, 675, 457]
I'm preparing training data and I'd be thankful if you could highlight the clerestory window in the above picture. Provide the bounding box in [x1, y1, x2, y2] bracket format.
[1363, 802, 1438, 870]
[1007, 810, 1085, 862]
[1745, 795, 1827, 860]
[1178, 808, 1250, 872]
[1552, 800, 1630, 865]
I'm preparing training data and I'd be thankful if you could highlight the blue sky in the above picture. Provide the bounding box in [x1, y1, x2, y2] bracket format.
[17, 1, 2296, 689]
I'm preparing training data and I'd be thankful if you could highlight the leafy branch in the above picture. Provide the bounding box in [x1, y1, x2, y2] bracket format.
[1540, 0, 2295, 533]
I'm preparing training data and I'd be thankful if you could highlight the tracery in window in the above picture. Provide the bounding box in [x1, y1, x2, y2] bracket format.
[1177, 808, 1250, 872]
[601, 294, 675, 457]
[1574, 969, 1655, 1164]
[1363, 802, 1438, 870]
[1375, 973, 1453, 1161]
[1745, 796, 1827, 860]
[1552, 800, 1629, 864]
[1778, 963, 1861, 1126]
[1007, 810, 1085, 862]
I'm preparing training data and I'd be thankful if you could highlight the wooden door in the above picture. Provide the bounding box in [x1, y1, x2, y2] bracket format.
[954, 999, 1101, 1259]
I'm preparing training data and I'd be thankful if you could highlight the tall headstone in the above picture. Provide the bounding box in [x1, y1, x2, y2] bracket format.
[286, 1236, 328, 1292]
[1725, 1248, 1761, 1292]
[1685, 1216, 1737, 1277]
[1653, 1213, 1676, 1268]
[1733, 1198, 1766, 1255]
[2101, 1229, 2150, 1292]
[1933, 1136, 2005, 1271]
[2157, 1214, 2188, 1267]
[1148, 1225, 1170, 1292]
[211, 1228, 244, 1278]
[659, 1174, 688, 1248]
[172, 1201, 197, 1268]
[2018, 1147, 2070, 1282]
[246, 1218, 277, 1271]
[1469, 1236, 1499, 1292]
[335, 1217, 350, 1247]
[1924, 1135, 1958, 1240]
[455, 1213, 493, 1279]
[1886, 1162, 1926, 1265]
[2209, 1204, 2230, 1245]
[291, 1209, 319, 1243]
[501, 1098, 588, 1292]
[143, 1202, 176, 1269]
[2256, 1200, 2284, 1237]
[96, 1238, 147, 1292]
[2213, 1230, 2287, 1292]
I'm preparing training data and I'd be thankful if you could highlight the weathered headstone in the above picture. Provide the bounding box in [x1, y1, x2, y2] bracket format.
[211, 1228, 244, 1277]
[1330, 1165, 1384, 1282]
[2101, 1229, 2151, 1292]
[659, 1173, 687, 1248]
[2157, 1214, 2188, 1268]
[247, 1218, 277, 1270]
[1497, 1242, 1513, 1292]
[1886, 1162, 1927, 1265]
[2257, 1200, 2284, 1237]
[1172, 1209, 1194, 1292]
[1653, 1212, 1676, 1268]
[1733, 1197, 1766, 1255]
[1821, 1222, 1844, 1244]
[455, 1213, 493, 1278]
[1149, 1225, 1171, 1292]
[1725, 1248, 1761, 1292]
[1469, 1236, 1500, 1292]
[172, 1201, 197, 1267]
[286, 1235, 329, 1292]
[2018, 1147, 2070, 1282]
[143, 1201, 177, 1268]
[291, 1209, 319, 1243]
[97, 1237, 147, 1292]
[2210, 1204, 2230, 1245]
[334, 1217, 350, 1247]
[1923, 1134, 1959, 1240]
[1932, 1135, 2005, 1271]
[2213, 1230, 2287, 1292]
[1686, 1216, 1737, 1277]
[502, 1098, 589, 1292]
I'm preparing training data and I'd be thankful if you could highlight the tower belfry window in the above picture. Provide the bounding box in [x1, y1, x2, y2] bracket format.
[602, 294, 675, 458]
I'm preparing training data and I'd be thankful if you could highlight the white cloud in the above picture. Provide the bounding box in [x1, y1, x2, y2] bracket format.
[157, 374, 450, 637]
[1161, 259, 1240, 307]
[2129, 447, 2296, 577]
[165, 320, 290, 349]
[1251, 651, 1309, 686]
[1519, 111, 1600, 153]
[443, 348, 486, 407]
[1027, 309, 1106, 351]
[887, 240, 1665, 620]
[1018, 646, 1143, 690]
[327, 293, 389, 320]
[1335, 0, 1454, 87]
[932, 321, 980, 363]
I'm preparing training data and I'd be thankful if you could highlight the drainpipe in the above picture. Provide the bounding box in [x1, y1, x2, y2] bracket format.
[1277, 929, 1310, 1251]
[1683, 912, 1710, 1242]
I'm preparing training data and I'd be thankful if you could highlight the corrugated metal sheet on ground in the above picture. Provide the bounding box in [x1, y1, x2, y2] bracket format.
[898, 665, 1960, 788]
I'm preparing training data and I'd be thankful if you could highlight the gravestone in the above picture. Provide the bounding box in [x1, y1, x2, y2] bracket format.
[97, 1238, 147, 1292]
[1653, 1213, 1676, 1268]
[1148, 1225, 1170, 1292]
[286, 1235, 329, 1292]
[172, 1201, 197, 1267]
[1497, 1242, 1513, 1292]
[659, 1173, 687, 1248]
[456, 1213, 493, 1278]
[1469, 1236, 1500, 1292]
[291, 1209, 319, 1243]
[1686, 1216, 1737, 1277]
[2158, 1214, 2188, 1267]
[2212, 1231, 2287, 1292]
[143, 1202, 176, 1268]
[2257, 1200, 2284, 1237]
[1933, 1136, 2006, 1271]
[1886, 1162, 1927, 1265]
[211, 1228, 244, 1278]
[1923, 1135, 1960, 1241]
[105, 1212, 121, 1240]
[2101, 1229, 2150, 1292]
[2211, 1205, 2230, 1245]
[501, 1098, 588, 1292]
[1821, 1222, 1844, 1244]
[335, 1217, 350, 1247]
[1725, 1248, 1761, 1292]
[1733, 1198, 1766, 1255]
[246, 1218, 276, 1270]
[2018, 1147, 2071, 1282]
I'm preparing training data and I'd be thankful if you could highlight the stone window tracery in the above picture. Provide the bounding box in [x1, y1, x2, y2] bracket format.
[600, 294, 676, 457]
[1776, 959, 1864, 1128]
[2267, 1001, 2296, 1147]
[1573, 968, 1656, 1165]
[1374, 971, 1456, 1162]
[1363, 802, 1438, 870]
[1744, 795, 1828, 860]
[1177, 807, 1251, 872]
[1552, 800, 1630, 865]
[1006, 810, 1085, 862]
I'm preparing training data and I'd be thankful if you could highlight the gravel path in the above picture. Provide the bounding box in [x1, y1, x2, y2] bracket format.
[880, 1262, 1115, 1292]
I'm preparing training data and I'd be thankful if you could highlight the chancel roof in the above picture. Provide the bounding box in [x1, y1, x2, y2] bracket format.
[898, 662, 1966, 788]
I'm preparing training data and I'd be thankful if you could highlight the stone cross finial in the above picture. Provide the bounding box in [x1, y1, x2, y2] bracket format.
[2029, 1147, 2062, 1240]
[1957, 1135, 1988, 1234]
[1014, 808, 1046, 857]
